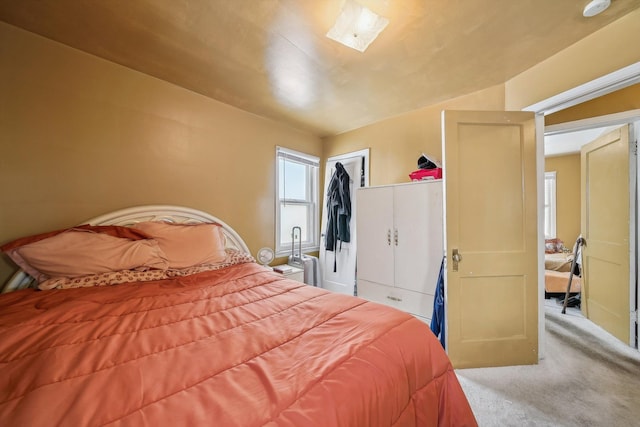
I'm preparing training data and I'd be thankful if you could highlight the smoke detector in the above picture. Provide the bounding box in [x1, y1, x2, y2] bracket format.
[583, 0, 611, 17]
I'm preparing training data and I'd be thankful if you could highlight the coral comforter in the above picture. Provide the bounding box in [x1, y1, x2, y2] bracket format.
[0, 262, 476, 426]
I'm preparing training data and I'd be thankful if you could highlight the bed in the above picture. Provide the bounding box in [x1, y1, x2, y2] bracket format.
[544, 269, 581, 294]
[544, 239, 581, 295]
[544, 252, 574, 273]
[0, 205, 476, 426]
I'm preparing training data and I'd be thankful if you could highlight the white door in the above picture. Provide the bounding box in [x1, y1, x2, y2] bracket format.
[443, 110, 538, 368]
[320, 149, 369, 295]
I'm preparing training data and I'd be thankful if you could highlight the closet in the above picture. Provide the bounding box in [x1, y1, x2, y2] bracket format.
[356, 180, 443, 323]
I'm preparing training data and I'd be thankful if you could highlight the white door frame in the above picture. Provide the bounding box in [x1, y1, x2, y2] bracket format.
[325, 149, 370, 188]
[525, 61, 640, 351]
[524, 62, 640, 115]
[319, 149, 370, 294]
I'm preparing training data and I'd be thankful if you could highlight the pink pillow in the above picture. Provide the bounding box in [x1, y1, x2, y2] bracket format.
[9, 230, 168, 282]
[0, 224, 151, 252]
[131, 221, 227, 269]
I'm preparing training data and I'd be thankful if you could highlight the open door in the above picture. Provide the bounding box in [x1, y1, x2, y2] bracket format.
[581, 125, 635, 345]
[319, 149, 369, 295]
[442, 110, 538, 368]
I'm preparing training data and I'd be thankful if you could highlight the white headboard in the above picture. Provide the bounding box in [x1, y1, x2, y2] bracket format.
[2, 205, 250, 293]
[85, 205, 250, 254]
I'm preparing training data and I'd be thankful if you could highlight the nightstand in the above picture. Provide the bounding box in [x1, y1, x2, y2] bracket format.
[272, 264, 304, 283]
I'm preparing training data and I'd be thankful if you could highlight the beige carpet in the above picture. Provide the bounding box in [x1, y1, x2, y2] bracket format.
[456, 300, 640, 426]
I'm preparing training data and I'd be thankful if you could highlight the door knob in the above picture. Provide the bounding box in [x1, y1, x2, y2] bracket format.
[452, 248, 462, 272]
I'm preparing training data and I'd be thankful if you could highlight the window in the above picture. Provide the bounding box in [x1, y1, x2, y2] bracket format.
[276, 147, 319, 256]
[544, 171, 557, 239]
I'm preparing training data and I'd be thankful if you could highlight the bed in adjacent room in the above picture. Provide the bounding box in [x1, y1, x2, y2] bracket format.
[544, 252, 574, 273]
[544, 238, 581, 296]
[0, 205, 476, 426]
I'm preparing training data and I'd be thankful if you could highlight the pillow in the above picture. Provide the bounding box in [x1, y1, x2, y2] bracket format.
[0, 224, 152, 252]
[131, 221, 227, 269]
[165, 249, 256, 277]
[544, 238, 564, 254]
[38, 268, 169, 290]
[6, 230, 168, 282]
[38, 249, 257, 290]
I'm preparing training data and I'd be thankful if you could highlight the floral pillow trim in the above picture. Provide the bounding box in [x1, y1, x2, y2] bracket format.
[38, 250, 256, 290]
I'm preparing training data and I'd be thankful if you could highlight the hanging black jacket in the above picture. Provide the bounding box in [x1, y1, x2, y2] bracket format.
[325, 162, 351, 272]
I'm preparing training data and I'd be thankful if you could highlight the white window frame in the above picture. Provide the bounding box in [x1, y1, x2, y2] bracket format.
[275, 146, 320, 257]
[544, 171, 557, 239]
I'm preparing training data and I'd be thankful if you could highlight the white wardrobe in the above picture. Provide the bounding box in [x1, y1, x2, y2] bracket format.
[356, 180, 444, 323]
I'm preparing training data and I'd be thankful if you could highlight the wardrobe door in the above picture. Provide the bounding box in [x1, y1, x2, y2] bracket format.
[393, 182, 443, 295]
[356, 186, 394, 287]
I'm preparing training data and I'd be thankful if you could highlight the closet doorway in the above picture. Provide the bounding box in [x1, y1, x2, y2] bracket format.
[319, 149, 369, 295]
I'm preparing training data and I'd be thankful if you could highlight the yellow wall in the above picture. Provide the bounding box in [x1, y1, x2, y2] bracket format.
[323, 85, 506, 186]
[545, 154, 581, 246]
[322, 10, 640, 230]
[546, 83, 640, 126]
[2, 8, 638, 285]
[0, 22, 322, 283]
[505, 8, 640, 111]
[504, 12, 639, 249]
[325, 10, 640, 188]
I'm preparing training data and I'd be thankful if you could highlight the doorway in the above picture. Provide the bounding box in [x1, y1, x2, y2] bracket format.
[319, 149, 369, 295]
[543, 117, 640, 348]
[523, 61, 640, 355]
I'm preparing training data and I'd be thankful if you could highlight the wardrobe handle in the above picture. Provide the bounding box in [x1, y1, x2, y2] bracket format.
[387, 295, 402, 302]
[394, 229, 398, 246]
[387, 229, 391, 245]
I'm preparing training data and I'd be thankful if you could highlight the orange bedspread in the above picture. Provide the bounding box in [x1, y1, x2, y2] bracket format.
[0, 262, 476, 426]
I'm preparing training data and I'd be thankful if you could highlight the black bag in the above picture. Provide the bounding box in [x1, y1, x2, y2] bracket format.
[418, 154, 437, 170]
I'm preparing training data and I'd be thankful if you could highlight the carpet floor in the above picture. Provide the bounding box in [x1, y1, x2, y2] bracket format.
[456, 299, 640, 426]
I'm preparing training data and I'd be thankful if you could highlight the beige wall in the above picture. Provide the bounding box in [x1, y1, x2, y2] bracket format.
[325, 10, 640, 189]
[504, 12, 640, 249]
[545, 154, 581, 246]
[546, 83, 640, 126]
[322, 85, 506, 186]
[3, 8, 638, 285]
[0, 23, 322, 283]
[505, 8, 640, 110]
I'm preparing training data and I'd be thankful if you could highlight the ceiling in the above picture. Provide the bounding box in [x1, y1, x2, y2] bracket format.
[1, 0, 638, 137]
[544, 126, 620, 156]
